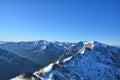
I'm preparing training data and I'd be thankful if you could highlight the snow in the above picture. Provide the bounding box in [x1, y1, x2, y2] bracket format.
[39, 63, 54, 73]
[38, 41, 120, 80]
[63, 56, 72, 62]
[49, 73, 53, 80]
[79, 49, 85, 54]
[9, 41, 120, 80]
[10, 75, 36, 80]
[41, 45, 47, 50]
[58, 43, 63, 46]
[84, 41, 95, 49]
[55, 60, 59, 64]
[77, 41, 95, 54]
[10, 75, 26, 80]
[45, 73, 53, 80]
[71, 44, 75, 47]
[33, 71, 41, 79]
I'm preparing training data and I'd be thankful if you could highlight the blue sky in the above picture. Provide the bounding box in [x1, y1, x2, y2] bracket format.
[0, 0, 120, 45]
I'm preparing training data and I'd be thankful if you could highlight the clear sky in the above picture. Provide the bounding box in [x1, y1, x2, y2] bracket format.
[0, 0, 120, 45]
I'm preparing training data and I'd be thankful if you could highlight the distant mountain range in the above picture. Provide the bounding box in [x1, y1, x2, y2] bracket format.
[0, 40, 69, 67]
[6, 40, 120, 80]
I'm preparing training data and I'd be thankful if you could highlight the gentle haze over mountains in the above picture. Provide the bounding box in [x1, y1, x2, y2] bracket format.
[0, 0, 120, 45]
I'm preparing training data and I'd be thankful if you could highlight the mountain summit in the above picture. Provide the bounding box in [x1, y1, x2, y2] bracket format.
[10, 41, 120, 80]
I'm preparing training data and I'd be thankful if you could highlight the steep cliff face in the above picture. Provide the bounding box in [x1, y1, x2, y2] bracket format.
[11, 41, 120, 80]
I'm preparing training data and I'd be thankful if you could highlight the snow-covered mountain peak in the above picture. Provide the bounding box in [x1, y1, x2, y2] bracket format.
[77, 41, 95, 54]
[29, 41, 120, 80]
[3, 41, 120, 80]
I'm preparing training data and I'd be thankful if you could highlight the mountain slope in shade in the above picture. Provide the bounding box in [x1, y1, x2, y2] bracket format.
[11, 41, 120, 80]
[0, 48, 40, 80]
[0, 40, 69, 67]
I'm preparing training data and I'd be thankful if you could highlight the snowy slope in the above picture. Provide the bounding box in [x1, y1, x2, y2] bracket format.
[11, 41, 120, 80]
[0, 48, 40, 80]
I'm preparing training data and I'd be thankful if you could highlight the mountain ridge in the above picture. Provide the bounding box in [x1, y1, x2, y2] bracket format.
[10, 41, 120, 80]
